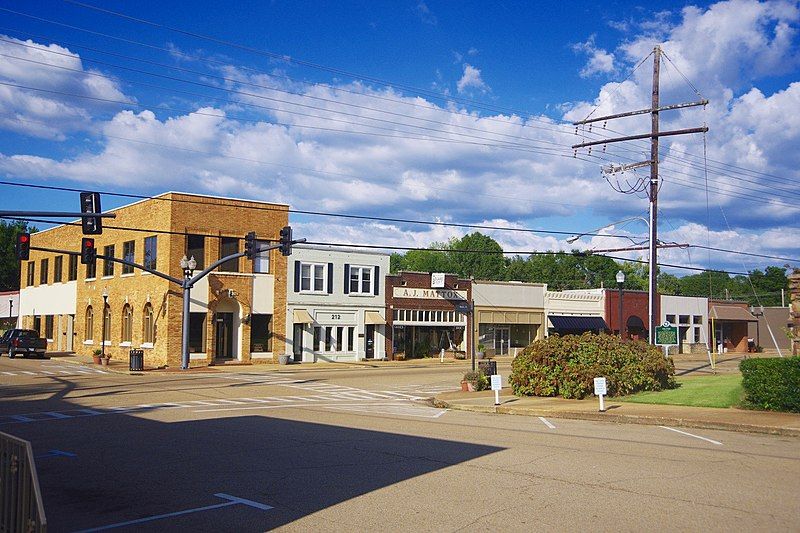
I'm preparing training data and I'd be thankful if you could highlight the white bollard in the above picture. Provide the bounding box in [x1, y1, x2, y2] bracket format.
[440, 348, 444, 363]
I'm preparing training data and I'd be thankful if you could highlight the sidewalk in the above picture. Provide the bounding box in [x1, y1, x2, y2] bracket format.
[48, 351, 497, 374]
[431, 390, 800, 437]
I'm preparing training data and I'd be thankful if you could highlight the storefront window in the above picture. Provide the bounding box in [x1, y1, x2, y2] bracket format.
[250, 314, 273, 352]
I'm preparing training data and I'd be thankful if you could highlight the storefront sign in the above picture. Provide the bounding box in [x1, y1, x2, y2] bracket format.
[431, 273, 446, 288]
[392, 287, 467, 300]
[315, 311, 356, 324]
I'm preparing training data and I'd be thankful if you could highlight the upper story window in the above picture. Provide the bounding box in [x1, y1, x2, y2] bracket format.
[144, 236, 157, 271]
[103, 245, 115, 277]
[348, 265, 374, 295]
[26, 261, 34, 286]
[54, 256, 63, 283]
[301, 262, 327, 293]
[219, 237, 239, 273]
[39, 258, 48, 285]
[85, 306, 93, 341]
[187, 235, 205, 270]
[68, 254, 78, 281]
[253, 240, 270, 274]
[122, 241, 135, 274]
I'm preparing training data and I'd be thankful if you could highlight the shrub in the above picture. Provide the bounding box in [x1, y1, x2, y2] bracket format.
[510, 333, 675, 399]
[740, 357, 800, 412]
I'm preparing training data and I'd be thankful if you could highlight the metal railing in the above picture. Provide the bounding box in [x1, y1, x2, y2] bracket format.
[0, 431, 46, 532]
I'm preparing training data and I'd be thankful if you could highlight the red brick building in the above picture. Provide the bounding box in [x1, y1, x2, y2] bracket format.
[604, 289, 657, 341]
[385, 272, 472, 360]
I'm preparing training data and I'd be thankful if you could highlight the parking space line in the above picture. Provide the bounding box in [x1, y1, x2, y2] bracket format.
[538, 417, 556, 429]
[659, 425, 723, 445]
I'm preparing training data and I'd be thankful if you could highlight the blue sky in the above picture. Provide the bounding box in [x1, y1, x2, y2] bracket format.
[0, 0, 798, 278]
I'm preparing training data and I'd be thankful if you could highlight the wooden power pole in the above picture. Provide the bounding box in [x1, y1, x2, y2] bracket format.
[572, 45, 708, 344]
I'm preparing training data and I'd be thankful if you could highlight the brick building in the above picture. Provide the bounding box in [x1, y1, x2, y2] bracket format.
[385, 272, 472, 360]
[19, 192, 288, 367]
[708, 300, 757, 353]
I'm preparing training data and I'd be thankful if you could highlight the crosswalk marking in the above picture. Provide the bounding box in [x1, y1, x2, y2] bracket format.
[323, 404, 448, 419]
[0, 364, 108, 378]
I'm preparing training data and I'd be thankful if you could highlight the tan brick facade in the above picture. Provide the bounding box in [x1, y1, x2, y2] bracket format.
[21, 192, 288, 367]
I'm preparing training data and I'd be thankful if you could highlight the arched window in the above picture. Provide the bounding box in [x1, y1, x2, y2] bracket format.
[85, 306, 93, 341]
[103, 304, 111, 344]
[142, 303, 155, 344]
[121, 304, 133, 343]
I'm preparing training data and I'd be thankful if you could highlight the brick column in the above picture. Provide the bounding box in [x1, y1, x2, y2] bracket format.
[790, 269, 800, 356]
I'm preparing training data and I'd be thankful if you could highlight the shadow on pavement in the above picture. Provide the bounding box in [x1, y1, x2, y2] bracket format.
[0, 392, 504, 532]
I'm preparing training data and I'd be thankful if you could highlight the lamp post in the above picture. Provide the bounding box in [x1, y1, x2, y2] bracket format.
[180, 255, 197, 370]
[101, 288, 108, 359]
[616, 270, 625, 340]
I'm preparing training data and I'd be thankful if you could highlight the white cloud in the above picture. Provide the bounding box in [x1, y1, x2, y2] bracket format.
[414, 1, 437, 25]
[456, 64, 489, 94]
[572, 35, 617, 78]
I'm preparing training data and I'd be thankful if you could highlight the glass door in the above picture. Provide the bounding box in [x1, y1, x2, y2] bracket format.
[495, 327, 510, 356]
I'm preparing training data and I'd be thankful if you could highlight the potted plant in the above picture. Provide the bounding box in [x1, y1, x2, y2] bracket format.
[92, 349, 102, 365]
[100, 353, 111, 367]
[476, 344, 486, 360]
[462, 370, 481, 392]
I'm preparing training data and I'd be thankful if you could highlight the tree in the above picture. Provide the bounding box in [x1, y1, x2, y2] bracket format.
[0, 220, 35, 291]
[448, 232, 506, 280]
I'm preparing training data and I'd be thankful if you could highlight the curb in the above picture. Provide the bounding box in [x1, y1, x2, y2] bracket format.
[429, 398, 800, 438]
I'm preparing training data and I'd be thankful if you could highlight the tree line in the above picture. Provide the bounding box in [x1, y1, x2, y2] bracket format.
[390, 232, 791, 307]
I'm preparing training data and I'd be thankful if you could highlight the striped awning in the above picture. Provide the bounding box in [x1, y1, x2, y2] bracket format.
[548, 315, 609, 332]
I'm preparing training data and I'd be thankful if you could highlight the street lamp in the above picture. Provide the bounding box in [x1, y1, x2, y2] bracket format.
[180, 255, 197, 370]
[565, 216, 649, 244]
[616, 270, 625, 340]
[101, 288, 108, 359]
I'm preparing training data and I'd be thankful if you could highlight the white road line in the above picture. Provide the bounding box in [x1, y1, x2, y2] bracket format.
[45, 411, 72, 419]
[1, 371, 15, 375]
[20, 371, 37, 375]
[11, 415, 33, 422]
[537, 417, 556, 429]
[75, 492, 272, 532]
[659, 425, 723, 446]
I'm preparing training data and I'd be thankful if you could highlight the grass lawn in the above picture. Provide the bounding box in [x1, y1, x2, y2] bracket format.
[620, 374, 744, 408]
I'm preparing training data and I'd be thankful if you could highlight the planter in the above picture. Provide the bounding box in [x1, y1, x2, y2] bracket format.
[278, 355, 291, 365]
[100, 357, 110, 367]
[461, 380, 469, 392]
[475, 351, 485, 360]
[92, 354, 102, 365]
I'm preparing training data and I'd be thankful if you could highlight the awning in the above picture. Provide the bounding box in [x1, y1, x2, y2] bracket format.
[292, 309, 314, 324]
[364, 311, 385, 325]
[548, 315, 609, 332]
[710, 305, 757, 322]
[626, 315, 645, 329]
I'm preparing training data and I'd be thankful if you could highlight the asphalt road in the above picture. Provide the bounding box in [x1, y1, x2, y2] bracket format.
[1, 356, 798, 532]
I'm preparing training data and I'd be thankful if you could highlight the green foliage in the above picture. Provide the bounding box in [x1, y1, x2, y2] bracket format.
[449, 232, 506, 280]
[510, 333, 675, 399]
[740, 357, 800, 412]
[0, 220, 36, 291]
[463, 369, 490, 391]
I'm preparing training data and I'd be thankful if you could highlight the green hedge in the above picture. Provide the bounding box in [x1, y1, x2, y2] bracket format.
[510, 333, 675, 399]
[740, 357, 800, 412]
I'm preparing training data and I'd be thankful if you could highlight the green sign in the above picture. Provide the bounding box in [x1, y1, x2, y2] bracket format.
[655, 323, 678, 346]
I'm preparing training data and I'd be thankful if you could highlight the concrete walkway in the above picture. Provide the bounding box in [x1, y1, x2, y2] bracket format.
[431, 389, 800, 437]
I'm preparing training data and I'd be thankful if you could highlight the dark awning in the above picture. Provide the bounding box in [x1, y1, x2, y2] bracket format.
[548, 315, 609, 332]
[710, 306, 757, 322]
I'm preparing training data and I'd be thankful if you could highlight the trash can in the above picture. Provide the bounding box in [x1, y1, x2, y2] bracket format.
[129, 349, 144, 371]
[478, 360, 497, 376]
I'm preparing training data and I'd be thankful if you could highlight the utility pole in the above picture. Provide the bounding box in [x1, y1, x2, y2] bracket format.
[572, 45, 708, 344]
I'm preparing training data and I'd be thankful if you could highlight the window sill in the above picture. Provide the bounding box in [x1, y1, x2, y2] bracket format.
[119, 342, 132, 347]
[120, 273, 135, 278]
[83, 340, 94, 345]
[348, 292, 375, 297]
[103, 341, 111, 346]
[101, 276, 114, 280]
[85, 278, 97, 282]
[299, 291, 329, 295]
[141, 342, 154, 349]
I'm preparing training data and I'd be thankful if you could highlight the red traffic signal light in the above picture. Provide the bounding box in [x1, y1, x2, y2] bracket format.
[15, 232, 30, 261]
[81, 237, 96, 265]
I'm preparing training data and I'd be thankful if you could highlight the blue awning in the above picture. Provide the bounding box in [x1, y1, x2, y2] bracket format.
[548, 315, 609, 332]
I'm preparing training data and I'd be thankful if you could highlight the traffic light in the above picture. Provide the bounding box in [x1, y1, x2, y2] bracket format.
[244, 231, 256, 260]
[80, 191, 102, 235]
[15, 233, 30, 261]
[80, 237, 96, 265]
[279, 226, 293, 256]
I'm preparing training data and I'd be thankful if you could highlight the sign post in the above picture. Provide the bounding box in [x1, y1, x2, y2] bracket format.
[655, 322, 679, 358]
[594, 377, 607, 412]
[490, 374, 502, 406]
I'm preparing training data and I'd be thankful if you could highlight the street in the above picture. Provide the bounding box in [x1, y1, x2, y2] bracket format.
[1, 356, 798, 532]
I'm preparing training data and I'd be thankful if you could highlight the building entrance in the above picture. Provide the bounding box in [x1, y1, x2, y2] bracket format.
[215, 312, 234, 359]
[495, 327, 510, 355]
[365, 324, 375, 359]
[292, 324, 304, 362]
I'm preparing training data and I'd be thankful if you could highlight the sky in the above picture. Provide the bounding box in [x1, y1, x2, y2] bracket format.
[0, 0, 798, 279]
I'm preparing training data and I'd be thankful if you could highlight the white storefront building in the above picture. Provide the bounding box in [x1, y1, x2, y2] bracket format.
[660, 295, 709, 354]
[285, 246, 389, 362]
